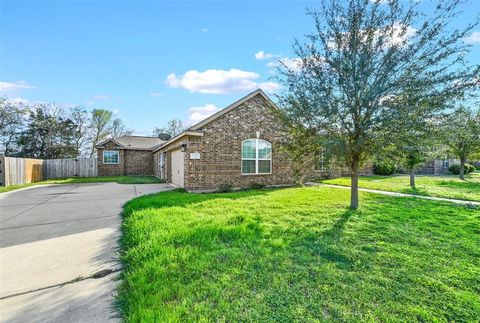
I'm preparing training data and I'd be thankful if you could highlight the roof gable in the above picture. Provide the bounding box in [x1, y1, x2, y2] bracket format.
[152, 89, 278, 153]
[189, 89, 277, 131]
[95, 138, 123, 148]
[96, 136, 164, 150]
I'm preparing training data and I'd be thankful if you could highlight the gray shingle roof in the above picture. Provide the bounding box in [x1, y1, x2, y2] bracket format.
[114, 136, 164, 149]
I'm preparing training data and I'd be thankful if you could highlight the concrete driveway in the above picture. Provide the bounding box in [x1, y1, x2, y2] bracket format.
[0, 182, 172, 322]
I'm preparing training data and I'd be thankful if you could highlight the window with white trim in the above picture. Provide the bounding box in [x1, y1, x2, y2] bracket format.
[103, 150, 119, 164]
[242, 139, 272, 174]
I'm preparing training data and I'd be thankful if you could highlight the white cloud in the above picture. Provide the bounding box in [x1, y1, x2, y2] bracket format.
[255, 51, 274, 60]
[464, 31, 480, 45]
[165, 68, 280, 94]
[385, 24, 417, 47]
[201, 28, 208, 33]
[258, 81, 281, 93]
[6, 97, 29, 104]
[93, 94, 110, 100]
[0, 81, 35, 94]
[267, 57, 304, 72]
[150, 92, 165, 97]
[188, 104, 221, 123]
[328, 23, 417, 49]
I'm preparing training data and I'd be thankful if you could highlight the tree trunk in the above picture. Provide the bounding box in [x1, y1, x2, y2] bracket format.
[459, 158, 465, 180]
[409, 171, 415, 189]
[350, 158, 360, 209]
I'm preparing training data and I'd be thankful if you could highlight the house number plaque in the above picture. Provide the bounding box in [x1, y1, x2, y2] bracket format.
[190, 152, 201, 160]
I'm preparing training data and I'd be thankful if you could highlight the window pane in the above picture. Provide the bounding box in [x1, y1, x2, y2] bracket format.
[257, 140, 272, 159]
[104, 151, 119, 163]
[242, 140, 256, 158]
[242, 160, 256, 174]
[258, 160, 271, 173]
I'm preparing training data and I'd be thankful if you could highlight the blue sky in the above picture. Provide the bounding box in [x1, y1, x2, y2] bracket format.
[1, 0, 479, 135]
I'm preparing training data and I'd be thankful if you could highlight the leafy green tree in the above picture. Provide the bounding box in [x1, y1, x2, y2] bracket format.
[17, 105, 77, 159]
[0, 97, 27, 156]
[277, 0, 479, 208]
[444, 107, 480, 180]
[383, 95, 444, 189]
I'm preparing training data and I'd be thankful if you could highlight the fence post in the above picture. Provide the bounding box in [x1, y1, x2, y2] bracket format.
[0, 154, 5, 187]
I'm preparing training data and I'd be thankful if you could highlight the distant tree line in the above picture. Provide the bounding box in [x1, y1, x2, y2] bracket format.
[0, 97, 133, 159]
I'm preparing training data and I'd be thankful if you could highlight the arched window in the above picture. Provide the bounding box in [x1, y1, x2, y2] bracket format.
[242, 139, 272, 174]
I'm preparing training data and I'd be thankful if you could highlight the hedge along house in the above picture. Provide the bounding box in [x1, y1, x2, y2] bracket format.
[152, 89, 296, 190]
[95, 136, 165, 176]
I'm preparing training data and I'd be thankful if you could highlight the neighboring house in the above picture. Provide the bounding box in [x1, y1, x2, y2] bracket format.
[419, 157, 457, 175]
[96, 89, 296, 190]
[95, 136, 165, 176]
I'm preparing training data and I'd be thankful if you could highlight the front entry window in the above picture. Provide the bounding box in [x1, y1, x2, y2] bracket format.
[242, 139, 272, 174]
[103, 150, 119, 164]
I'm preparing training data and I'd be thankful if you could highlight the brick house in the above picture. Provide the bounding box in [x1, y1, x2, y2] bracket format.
[96, 89, 297, 190]
[418, 157, 457, 175]
[153, 89, 296, 190]
[95, 136, 164, 176]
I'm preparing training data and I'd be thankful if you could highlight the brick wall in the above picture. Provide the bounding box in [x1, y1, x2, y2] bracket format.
[124, 149, 154, 175]
[97, 141, 154, 176]
[179, 94, 295, 190]
[97, 142, 125, 176]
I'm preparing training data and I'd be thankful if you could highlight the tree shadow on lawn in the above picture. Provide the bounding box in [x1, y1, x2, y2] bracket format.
[119, 189, 480, 321]
[436, 179, 480, 190]
[119, 196, 365, 320]
[289, 209, 355, 270]
[122, 188, 273, 216]
[399, 187, 430, 196]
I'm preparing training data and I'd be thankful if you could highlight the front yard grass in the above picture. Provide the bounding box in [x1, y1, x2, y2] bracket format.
[318, 173, 480, 202]
[0, 175, 164, 193]
[119, 187, 480, 321]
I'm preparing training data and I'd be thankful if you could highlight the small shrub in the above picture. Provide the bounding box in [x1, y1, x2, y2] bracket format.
[217, 183, 234, 193]
[448, 163, 476, 174]
[250, 182, 266, 189]
[373, 163, 395, 175]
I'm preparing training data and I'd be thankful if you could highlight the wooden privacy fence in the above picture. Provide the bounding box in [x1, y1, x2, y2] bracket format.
[0, 155, 97, 186]
[43, 158, 97, 179]
[0, 156, 44, 187]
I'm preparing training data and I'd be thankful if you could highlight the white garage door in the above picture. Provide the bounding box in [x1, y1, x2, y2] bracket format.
[170, 149, 184, 188]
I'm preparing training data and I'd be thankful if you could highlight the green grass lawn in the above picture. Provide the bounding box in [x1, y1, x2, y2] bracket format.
[119, 187, 480, 321]
[318, 173, 480, 202]
[0, 175, 164, 193]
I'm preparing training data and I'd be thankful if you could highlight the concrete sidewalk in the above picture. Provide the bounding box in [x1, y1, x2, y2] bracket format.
[0, 182, 172, 322]
[306, 182, 480, 206]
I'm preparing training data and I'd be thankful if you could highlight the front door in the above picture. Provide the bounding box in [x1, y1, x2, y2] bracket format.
[170, 149, 184, 188]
